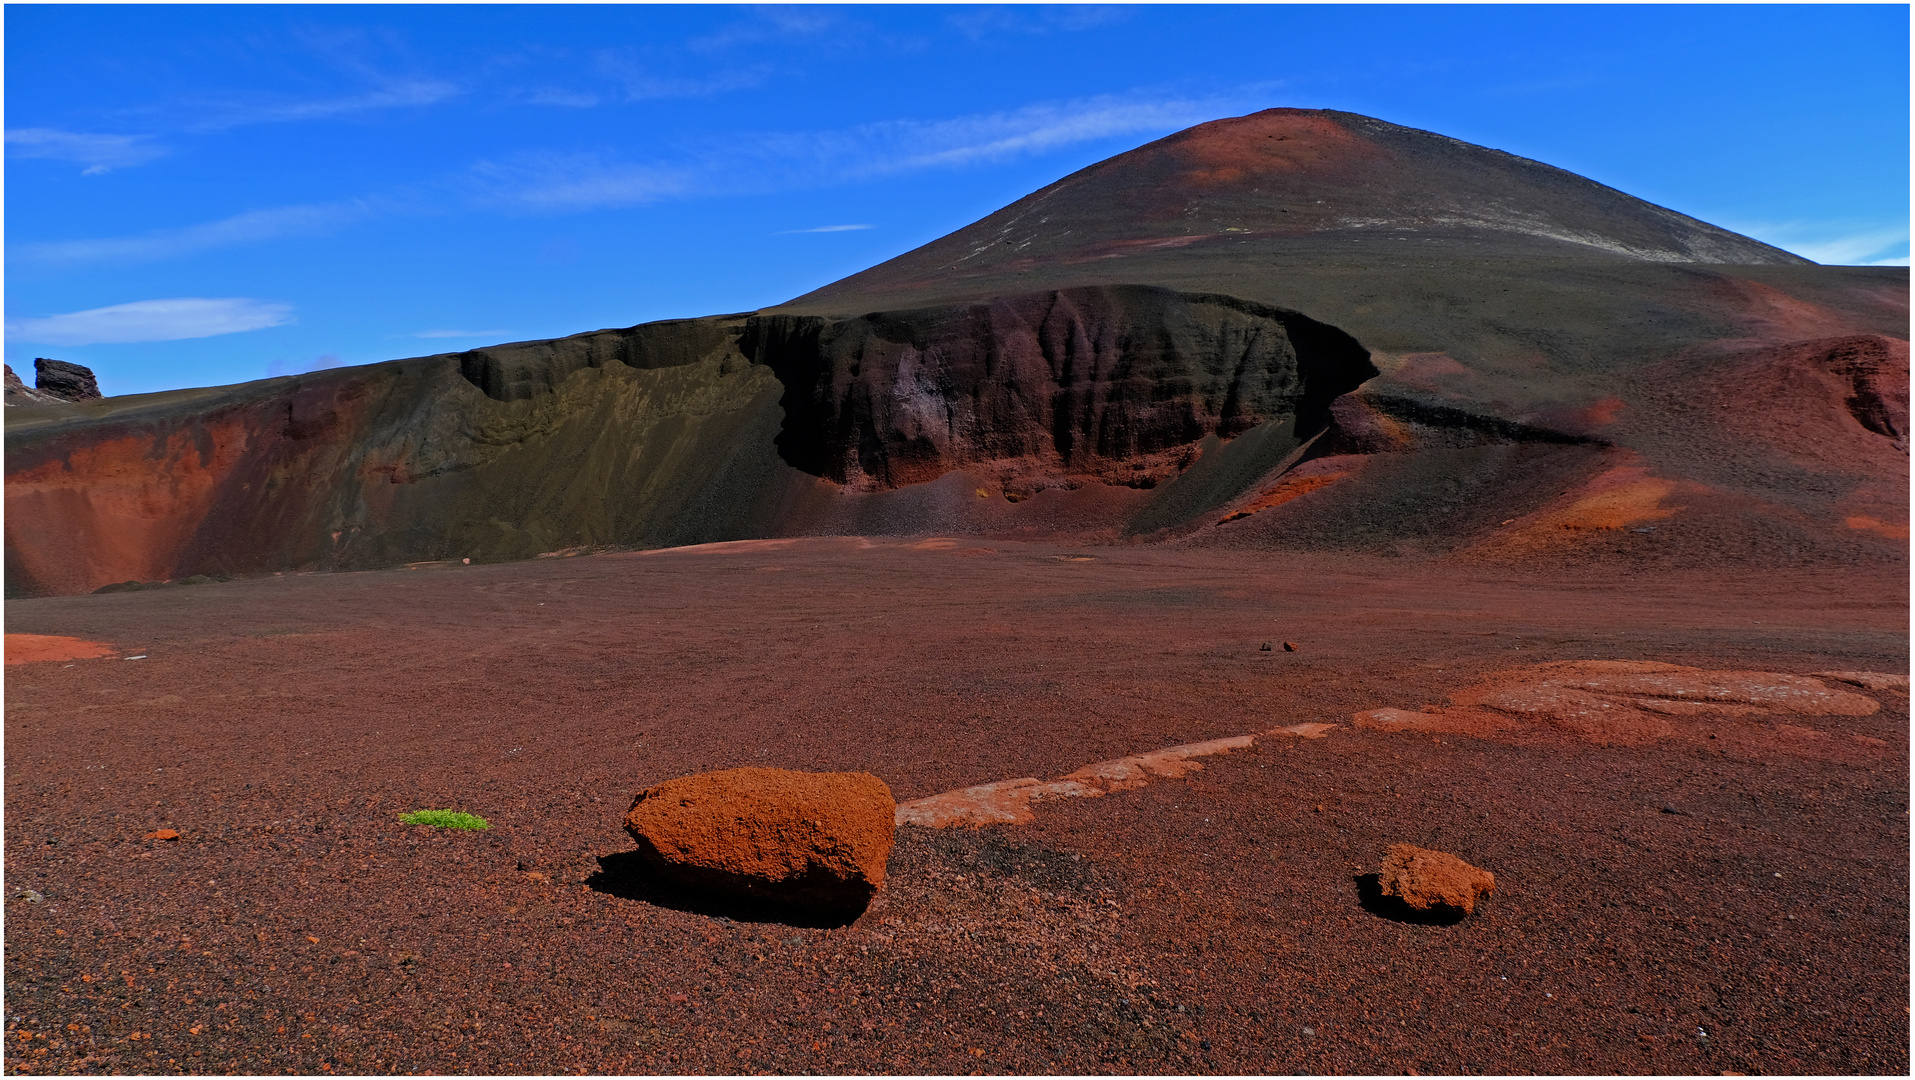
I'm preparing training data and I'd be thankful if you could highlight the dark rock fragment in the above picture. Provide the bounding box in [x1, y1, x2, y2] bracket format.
[34, 358, 102, 401]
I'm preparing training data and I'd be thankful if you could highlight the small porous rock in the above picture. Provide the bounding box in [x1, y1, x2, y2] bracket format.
[623, 767, 896, 913]
[144, 829, 180, 841]
[1378, 843, 1495, 915]
[1283, 641, 1299, 652]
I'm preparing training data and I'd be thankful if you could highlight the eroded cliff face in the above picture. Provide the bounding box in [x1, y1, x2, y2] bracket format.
[744, 286, 1376, 498]
[6, 291, 1380, 597]
[3, 319, 791, 597]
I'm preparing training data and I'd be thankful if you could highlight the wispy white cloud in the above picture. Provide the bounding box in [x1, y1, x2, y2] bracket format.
[688, 8, 846, 53]
[591, 49, 768, 102]
[5, 128, 169, 174]
[181, 78, 463, 132]
[1729, 221, 1910, 266]
[777, 224, 876, 234]
[15, 90, 1255, 261]
[13, 200, 378, 268]
[846, 94, 1235, 174]
[948, 5, 1131, 40]
[412, 328, 509, 339]
[7, 298, 294, 346]
[516, 87, 602, 109]
[475, 91, 1252, 211]
[467, 153, 695, 210]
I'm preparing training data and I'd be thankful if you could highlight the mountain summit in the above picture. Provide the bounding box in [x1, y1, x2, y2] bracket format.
[787, 108, 1807, 315]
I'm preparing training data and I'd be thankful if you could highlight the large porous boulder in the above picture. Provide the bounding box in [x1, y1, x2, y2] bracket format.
[1379, 843, 1495, 916]
[623, 767, 896, 914]
[33, 358, 102, 401]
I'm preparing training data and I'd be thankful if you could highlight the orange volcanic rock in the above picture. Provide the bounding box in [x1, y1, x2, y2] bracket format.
[4, 633, 118, 664]
[623, 767, 896, 913]
[1378, 843, 1495, 916]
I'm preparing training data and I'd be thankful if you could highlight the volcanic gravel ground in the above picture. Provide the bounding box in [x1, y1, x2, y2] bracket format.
[3, 538, 1907, 1075]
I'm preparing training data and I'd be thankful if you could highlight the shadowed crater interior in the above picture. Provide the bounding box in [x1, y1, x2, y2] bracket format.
[742, 284, 1376, 492]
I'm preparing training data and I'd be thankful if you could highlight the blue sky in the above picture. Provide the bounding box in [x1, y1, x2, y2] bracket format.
[5, 4, 1908, 397]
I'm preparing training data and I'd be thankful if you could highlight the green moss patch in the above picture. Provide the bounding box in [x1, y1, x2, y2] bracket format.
[399, 809, 490, 830]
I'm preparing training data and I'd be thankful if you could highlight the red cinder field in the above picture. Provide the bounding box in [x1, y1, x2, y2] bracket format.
[4, 538, 1906, 1074]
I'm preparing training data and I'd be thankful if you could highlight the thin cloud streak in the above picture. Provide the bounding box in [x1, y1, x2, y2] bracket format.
[180, 78, 463, 133]
[864, 95, 1232, 173]
[777, 224, 876, 234]
[517, 87, 602, 108]
[490, 91, 1258, 208]
[16, 91, 1259, 263]
[1730, 221, 1910, 266]
[6, 128, 169, 174]
[591, 49, 768, 102]
[947, 5, 1132, 40]
[6, 298, 295, 346]
[688, 8, 845, 54]
[13, 200, 380, 268]
[467, 153, 697, 210]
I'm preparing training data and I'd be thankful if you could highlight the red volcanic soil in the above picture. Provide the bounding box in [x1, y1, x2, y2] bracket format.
[3, 539, 1907, 1075]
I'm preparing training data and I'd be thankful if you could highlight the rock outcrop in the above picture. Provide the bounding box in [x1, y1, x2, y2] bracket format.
[33, 358, 102, 402]
[5, 364, 58, 405]
[623, 767, 896, 914]
[743, 285, 1375, 497]
[1378, 843, 1496, 916]
[7, 359, 103, 405]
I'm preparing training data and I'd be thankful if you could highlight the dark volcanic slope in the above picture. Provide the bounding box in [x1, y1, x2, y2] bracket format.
[777, 108, 1906, 568]
[785, 108, 1806, 316]
[5, 109, 1906, 598]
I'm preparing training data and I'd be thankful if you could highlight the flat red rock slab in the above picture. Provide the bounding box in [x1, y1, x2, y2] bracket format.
[1358, 660, 1891, 755]
[3, 633, 116, 664]
[898, 727, 1348, 828]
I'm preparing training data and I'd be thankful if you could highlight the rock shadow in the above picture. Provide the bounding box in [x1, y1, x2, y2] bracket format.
[586, 850, 867, 929]
[1352, 872, 1469, 926]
